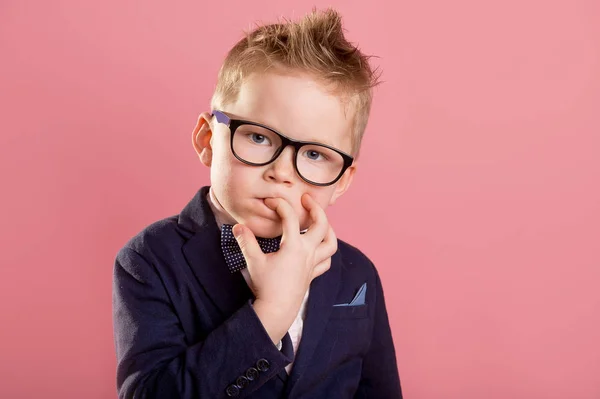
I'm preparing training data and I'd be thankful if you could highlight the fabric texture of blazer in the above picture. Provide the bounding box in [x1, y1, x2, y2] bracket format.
[112, 186, 402, 398]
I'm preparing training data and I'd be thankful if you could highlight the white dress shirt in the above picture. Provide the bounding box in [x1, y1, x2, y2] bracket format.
[206, 187, 309, 375]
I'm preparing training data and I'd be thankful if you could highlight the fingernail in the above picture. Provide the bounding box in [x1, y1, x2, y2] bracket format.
[232, 225, 243, 238]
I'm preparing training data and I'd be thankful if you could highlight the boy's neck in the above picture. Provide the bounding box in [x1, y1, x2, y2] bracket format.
[206, 186, 237, 229]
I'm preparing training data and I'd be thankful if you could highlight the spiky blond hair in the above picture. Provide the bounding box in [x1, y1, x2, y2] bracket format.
[210, 8, 380, 157]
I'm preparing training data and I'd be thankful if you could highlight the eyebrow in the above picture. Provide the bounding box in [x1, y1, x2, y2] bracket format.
[273, 126, 335, 147]
[285, 133, 339, 149]
[299, 135, 331, 145]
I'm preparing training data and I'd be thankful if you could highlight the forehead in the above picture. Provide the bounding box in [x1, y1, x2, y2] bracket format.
[228, 71, 354, 152]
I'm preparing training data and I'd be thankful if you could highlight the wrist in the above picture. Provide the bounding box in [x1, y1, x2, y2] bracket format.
[252, 299, 294, 345]
[254, 297, 301, 318]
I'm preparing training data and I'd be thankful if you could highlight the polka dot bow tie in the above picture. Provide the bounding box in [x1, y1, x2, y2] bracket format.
[220, 224, 281, 273]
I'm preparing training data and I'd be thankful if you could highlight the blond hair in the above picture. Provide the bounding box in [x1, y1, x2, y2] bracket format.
[210, 8, 380, 157]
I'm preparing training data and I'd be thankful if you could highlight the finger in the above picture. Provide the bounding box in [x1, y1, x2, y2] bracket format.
[232, 224, 263, 265]
[311, 257, 332, 280]
[301, 193, 329, 245]
[263, 197, 300, 242]
[314, 225, 338, 264]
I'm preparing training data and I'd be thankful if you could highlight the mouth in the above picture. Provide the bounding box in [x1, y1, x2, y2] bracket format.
[255, 198, 279, 219]
[257, 195, 283, 202]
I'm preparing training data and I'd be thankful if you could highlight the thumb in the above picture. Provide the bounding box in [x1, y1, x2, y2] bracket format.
[232, 224, 262, 264]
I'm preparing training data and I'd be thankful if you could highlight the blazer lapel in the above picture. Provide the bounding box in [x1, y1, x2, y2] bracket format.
[283, 250, 343, 397]
[179, 187, 253, 320]
[182, 228, 253, 319]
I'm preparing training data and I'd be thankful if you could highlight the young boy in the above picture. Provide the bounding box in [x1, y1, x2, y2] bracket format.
[112, 9, 402, 399]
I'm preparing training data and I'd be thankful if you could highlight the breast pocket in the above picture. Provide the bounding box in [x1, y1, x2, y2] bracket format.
[329, 304, 369, 319]
[325, 304, 371, 359]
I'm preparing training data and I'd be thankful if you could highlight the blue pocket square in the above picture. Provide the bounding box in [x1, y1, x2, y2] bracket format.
[333, 282, 367, 307]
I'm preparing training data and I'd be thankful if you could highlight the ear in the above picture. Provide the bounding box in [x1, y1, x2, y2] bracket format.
[192, 112, 214, 167]
[328, 164, 357, 206]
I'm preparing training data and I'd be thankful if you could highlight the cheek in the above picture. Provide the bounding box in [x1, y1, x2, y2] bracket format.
[212, 147, 245, 184]
[307, 187, 335, 209]
[218, 164, 261, 213]
[297, 189, 335, 227]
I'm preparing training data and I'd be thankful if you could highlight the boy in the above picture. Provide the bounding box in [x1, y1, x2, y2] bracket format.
[113, 8, 402, 399]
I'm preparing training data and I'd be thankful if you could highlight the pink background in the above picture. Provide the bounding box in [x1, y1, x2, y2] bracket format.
[1, 0, 599, 398]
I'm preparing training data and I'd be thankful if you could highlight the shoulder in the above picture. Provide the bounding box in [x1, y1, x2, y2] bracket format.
[114, 214, 184, 271]
[336, 238, 379, 281]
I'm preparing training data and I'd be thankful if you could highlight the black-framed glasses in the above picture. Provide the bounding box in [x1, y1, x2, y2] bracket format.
[211, 110, 354, 186]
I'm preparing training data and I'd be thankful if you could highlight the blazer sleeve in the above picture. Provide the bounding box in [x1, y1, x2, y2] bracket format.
[112, 247, 293, 399]
[354, 266, 403, 399]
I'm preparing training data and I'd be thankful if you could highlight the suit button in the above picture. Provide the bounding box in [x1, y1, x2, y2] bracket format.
[225, 384, 240, 397]
[256, 358, 270, 372]
[245, 367, 259, 381]
[236, 375, 249, 388]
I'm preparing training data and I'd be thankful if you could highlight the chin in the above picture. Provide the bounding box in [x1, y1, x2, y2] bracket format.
[246, 220, 283, 239]
[235, 214, 282, 239]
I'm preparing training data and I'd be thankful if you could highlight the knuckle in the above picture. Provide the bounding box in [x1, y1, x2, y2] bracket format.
[329, 241, 338, 255]
[234, 235, 245, 247]
[237, 242, 249, 255]
[236, 238, 252, 257]
[314, 203, 324, 215]
[279, 200, 295, 219]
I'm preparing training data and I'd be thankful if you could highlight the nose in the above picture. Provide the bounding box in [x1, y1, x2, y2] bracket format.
[264, 145, 296, 185]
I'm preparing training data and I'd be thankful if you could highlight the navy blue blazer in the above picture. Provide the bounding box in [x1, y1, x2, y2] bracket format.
[112, 186, 402, 398]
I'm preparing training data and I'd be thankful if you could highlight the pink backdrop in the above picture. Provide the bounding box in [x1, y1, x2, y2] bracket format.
[1, 0, 599, 398]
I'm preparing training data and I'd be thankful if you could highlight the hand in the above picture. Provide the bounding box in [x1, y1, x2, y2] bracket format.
[231, 193, 337, 341]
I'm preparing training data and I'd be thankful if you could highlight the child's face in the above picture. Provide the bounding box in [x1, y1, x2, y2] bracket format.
[193, 70, 357, 238]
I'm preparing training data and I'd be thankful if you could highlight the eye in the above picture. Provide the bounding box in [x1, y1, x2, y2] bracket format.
[249, 133, 271, 145]
[304, 149, 326, 161]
